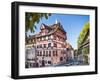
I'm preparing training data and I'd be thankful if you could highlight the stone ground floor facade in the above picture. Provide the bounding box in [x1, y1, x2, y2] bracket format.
[36, 48, 67, 67]
[25, 46, 69, 68]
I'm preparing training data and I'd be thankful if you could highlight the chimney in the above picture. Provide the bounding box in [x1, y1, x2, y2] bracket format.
[55, 19, 59, 24]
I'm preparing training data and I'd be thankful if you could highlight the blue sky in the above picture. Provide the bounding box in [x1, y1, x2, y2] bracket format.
[27, 13, 89, 49]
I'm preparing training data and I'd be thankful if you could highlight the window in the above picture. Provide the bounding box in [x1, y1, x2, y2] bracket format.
[37, 45, 39, 48]
[54, 43, 57, 47]
[42, 53, 44, 56]
[48, 43, 51, 47]
[57, 36, 60, 41]
[40, 37, 42, 41]
[62, 44, 64, 48]
[44, 36, 46, 40]
[53, 51, 55, 56]
[61, 50, 62, 54]
[44, 44, 46, 48]
[61, 50, 63, 54]
[49, 51, 51, 56]
[39, 60, 42, 63]
[48, 35, 51, 40]
[46, 36, 48, 40]
[32, 39, 34, 42]
[48, 61, 51, 64]
[60, 57, 63, 61]
[40, 44, 42, 48]
[46, 51, 48, 57]
[53, 51, 57, 56]
[42, 37, 44, 40]
[56, 51, 57, 56]
[37, 38, 40, 41]
[38, 38, 40, 41]
[40, 51, 42, 56]
[63, 38, 65, 42]
[46, 29, 48, 33]
[64, 50, 66, 54]
[54, 36, 56, 40]
[37, 51, 39, 56]
[51, 35, 53, 39]
[43, 51, 45, 56]
[44, 60, 47, 64]
[61, 50, 66, 54]
[37, 45, 41, 48]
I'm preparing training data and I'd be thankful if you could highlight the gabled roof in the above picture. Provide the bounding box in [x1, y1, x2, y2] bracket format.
[49, 22, 65, 33]
[27, 22, 66, 38]
[40, 23, 52, 30]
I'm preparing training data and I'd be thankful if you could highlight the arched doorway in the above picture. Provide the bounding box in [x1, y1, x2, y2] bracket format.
[42, 60, 45, 67]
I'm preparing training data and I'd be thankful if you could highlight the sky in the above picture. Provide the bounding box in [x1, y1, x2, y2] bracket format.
[27, 13, 89, 49]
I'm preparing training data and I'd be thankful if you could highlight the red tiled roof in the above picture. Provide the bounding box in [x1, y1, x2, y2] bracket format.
[27, 22, 66, 38]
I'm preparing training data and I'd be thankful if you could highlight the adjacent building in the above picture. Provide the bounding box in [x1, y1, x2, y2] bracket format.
[77, 23, 90, 64]
[66, 43, 74, 61]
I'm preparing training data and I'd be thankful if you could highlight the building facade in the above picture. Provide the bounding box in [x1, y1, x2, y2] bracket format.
[25, 21, 73, 67]
[66, 43, 74, 61]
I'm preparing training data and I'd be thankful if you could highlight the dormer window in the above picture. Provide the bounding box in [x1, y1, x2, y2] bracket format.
[51, 35, 53, 39]
[44, 36, 46, 40]
[48, 43, 51, 47]
[46, 29, 48, 33]
[42, 37, 44, 40]
[46, 36, 48, 40]
[40, 24, 45, 30]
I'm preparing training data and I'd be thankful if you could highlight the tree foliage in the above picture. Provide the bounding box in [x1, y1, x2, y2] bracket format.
[77, 22, 90, 46]
[77, 22, 90, 64]
[25, 13, 51, 33]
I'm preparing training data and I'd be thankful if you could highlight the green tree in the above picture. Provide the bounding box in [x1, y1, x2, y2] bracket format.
[77, 22, 90, 46]
[25, 13, 51, 33]
[77, 22, 90, 64]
